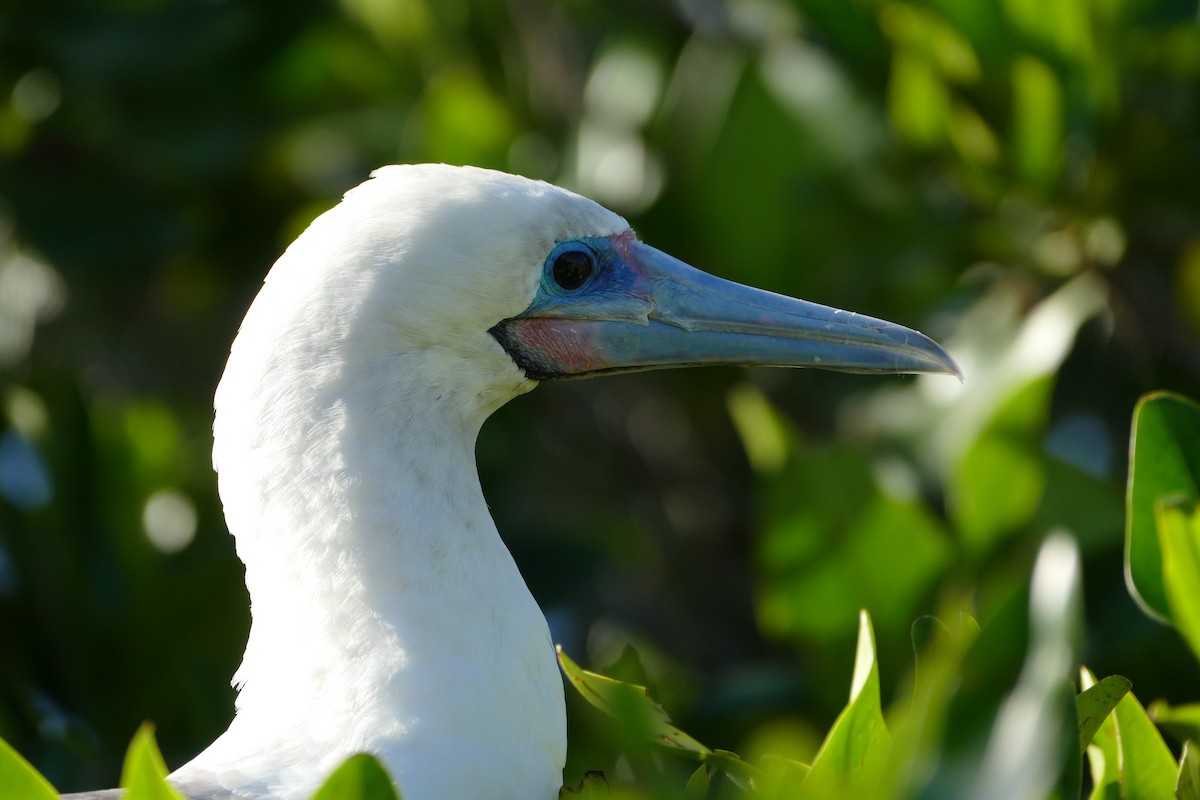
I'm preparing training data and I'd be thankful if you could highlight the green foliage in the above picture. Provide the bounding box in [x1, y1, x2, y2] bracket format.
[1126, 392, 1200, 621]
[557, 646, 710, 759]
[311, 753, 401, 800]
[1, 0, 1199, 796]
[803, 612, 888, 795]
[0, 733, 57, 800]
[120, 725, 184, 800]
[1076, 675, 1130, 752]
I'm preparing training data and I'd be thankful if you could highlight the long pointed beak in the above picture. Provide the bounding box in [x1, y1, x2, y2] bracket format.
[491, 233, 961, 382]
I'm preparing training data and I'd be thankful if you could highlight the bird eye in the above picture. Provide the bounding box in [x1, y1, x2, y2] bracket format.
[550, 248, 595, 292]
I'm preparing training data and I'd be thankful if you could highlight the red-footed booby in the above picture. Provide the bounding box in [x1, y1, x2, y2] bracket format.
[64, 164, 958, 800]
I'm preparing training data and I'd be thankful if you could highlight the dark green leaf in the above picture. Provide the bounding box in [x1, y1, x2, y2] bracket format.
[1126, 392, 1200, 621]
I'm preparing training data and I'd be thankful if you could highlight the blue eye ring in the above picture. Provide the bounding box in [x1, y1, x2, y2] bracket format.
[547, 243, 598, 293]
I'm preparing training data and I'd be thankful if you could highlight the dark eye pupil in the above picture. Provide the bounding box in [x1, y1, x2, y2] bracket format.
[552, 250, 594, 291]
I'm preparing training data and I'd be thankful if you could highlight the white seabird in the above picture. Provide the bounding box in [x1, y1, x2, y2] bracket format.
[62, 164, 958, 800]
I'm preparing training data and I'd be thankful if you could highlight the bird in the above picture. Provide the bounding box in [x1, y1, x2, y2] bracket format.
[61, 164, 959, 800]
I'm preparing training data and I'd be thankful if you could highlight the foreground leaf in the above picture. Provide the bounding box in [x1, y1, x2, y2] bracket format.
[1179, 743, 1200, 800]
[1087, 675, 1177, 799]
[121, 724, 186, 800]
[1126, 391, 1200, 621]
[804, 610, 890, 794]
[0, 736, 58, 800]
[311, 753, 400, 800]
[557, 646, 710, 756]
[1157, 497, 1200, 661]
[1076, 674, 1131, 751]
[1083, 670, 1122, 800]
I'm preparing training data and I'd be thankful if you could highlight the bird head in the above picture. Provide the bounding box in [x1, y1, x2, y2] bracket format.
[219, 163, 958, 449]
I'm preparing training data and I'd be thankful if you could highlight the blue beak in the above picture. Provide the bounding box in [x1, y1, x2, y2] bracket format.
[491, 232, 961, 382]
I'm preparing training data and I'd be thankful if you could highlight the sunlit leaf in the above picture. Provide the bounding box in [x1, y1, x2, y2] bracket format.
[1076, 674, 1131, 751]
[121, 725, 186, 800]
[1157, 497, 1200, 660]
[557, 647, 709, 756]
[311, 753, 400, 800]
[804, 610, 890, 793]
[1090, 678, 1178, 799]
[1126, 392, 1200, 621]
[1179, 742, 1200, 800]
[1081, 669, 1120, 800]
[0, 735, 58, 800]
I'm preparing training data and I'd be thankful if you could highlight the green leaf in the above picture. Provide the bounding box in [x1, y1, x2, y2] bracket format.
[0, 736, 58, 800]
[1157, 497, 1200, 660]
[121, 724, 186, 800]
[1148, 700, 1200, 743]
[1082, 669, 1122, 800]
[311, 753, 400, 800]
[1091, 678, 1177, 799]
[1179, 742, 1200, 800]
[1126, 391, 1200, 621]
[684, 763, 712, 799]
[1077, 674, 1131, 751]
[557, 646, 710, 756]
[804, 610, 890, 793]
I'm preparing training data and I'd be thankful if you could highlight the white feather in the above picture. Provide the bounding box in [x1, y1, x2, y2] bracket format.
[169, 165, 627, 799]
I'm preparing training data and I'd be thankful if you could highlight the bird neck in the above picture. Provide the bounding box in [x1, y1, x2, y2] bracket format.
[188, 340, 564, 798]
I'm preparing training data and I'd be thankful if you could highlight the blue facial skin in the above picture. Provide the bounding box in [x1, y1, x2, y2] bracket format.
[490, 233, 962, 382]
[520, 236, 655, 326]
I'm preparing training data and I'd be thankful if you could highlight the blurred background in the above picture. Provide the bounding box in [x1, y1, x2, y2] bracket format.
[1, 0, 1199, 792]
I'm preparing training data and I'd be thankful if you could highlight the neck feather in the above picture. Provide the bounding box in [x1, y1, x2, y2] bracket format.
[177, 320, 563, 799]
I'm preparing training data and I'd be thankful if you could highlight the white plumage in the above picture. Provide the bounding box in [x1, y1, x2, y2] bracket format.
[174, 166, 621, 799]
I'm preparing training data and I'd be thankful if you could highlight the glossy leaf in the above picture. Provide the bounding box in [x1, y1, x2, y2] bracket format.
[311, 754, 400, 800]
[1082, 670, 1122, 800]
[1126, 392, 1200, 621]
[804, 610, 890, 793]
[0, 735, 58, 800]
[1157, 497, 1200, 660]
[557, 647, 710, 756]
[121, 725, 186, 800]
[1094, 680, 1178, 799]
